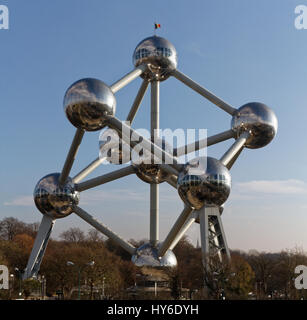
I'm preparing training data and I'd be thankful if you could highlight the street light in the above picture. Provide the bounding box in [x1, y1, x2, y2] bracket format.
[102, 276, 106, 300]
[67, 261, 95, 300]
[9, 274, 14, 299]
[14, 268, 23, 297]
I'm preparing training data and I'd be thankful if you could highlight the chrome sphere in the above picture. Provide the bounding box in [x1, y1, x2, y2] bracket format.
[177, 157, 231, 210]
[64, 78, 116, 131]
[132, 242, 177, 268]
[99, 128, 131, 165]
[231, 102, 278, 149]
[133, 36, 177, 81]
[132, 138, 173, 184]
[34, 173, 79, 219]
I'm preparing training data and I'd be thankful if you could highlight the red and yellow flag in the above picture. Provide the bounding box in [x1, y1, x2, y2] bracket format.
[154, 23, 161, 29]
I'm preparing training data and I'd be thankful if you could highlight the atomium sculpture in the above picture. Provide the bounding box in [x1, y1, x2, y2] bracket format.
[23, 35, 278, 281]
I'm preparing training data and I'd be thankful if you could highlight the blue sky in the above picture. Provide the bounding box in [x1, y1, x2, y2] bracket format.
[1, 0, 307, 252]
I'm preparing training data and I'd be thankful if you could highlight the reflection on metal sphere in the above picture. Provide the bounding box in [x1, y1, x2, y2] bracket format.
[34, 173, 79, 219]
[177, 157, 231, 210]
[231, 102, 278, 149]
[132, 242, 177, 268]
[133, 36, 177, 81]
[132, 138, 172, 184]
[99, 128, 131, 165]
[219, 204, 224, 215]
[64, 78, 116, 131]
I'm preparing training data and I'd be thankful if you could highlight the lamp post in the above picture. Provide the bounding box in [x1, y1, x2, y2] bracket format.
[14, 268, 22, 298]
[9, 274, 14, 299]
[102, 276, 106, 300]
[38, 275, 46, 300]
[67, 261, 95, 300]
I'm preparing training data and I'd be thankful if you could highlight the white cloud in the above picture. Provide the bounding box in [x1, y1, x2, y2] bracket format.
[4, 196, 34, 207]
[234, 179, 307, 195]
[187, 42, 206, 58]
[2, 187, 179, 209]
[80, 188, 147, 204]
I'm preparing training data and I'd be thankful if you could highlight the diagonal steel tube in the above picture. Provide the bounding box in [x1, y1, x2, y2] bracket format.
[72, 157, 106, 184]
[166, 175, 178, 189]
[106, 115, 181, 171]
[23, 215, 55, 279]
[226, 145, 244, 170]
[158, 206, 193, 257]
[174, 129, 235, 157]
[110, 65, 147, 93]
[71, 80, 148, 184]
[172, 69, 237, 116]
[220, 131, 250, 167]
[160, 164, 179, 177]
[126, 79, 149, 123]
[75, 165, 135, 192]
[169, 213, 196, 251]
[59, 128, 85, 186]
[73, 206, 136, 255]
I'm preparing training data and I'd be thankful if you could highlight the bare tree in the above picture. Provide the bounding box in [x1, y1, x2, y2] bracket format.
[59, 228, 85, 243]
[0, 217, 34, 240]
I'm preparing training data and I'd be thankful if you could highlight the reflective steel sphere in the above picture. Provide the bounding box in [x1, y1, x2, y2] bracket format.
[34, 173, 79, 219]
[133, 36, 177, 81]
[132, 242, 177, 268]
[64, 78, 116, 131]
[231, 102, 278, 149]
[132, 138, 173, 184]
[177, 157, 231, 210]
[99, 128, 131, 165]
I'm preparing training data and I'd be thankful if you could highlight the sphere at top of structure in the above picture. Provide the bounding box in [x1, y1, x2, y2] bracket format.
[133, 36, 177, 81]
[99, 128, 131, 165]
[34, 173, 79, 219]
[132, 138, 173, 184]
[231, 102, 278, 149]
[177, 157, 231, 210]
[64, 78, 116, 131]
[132, 242, 177, 268]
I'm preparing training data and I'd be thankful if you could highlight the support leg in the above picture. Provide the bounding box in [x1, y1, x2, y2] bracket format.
[23, 215, 55, 279]
[199, 206, 230, 267]
[199, 206, 210, 273]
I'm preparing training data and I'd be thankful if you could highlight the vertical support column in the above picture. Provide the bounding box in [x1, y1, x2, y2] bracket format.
[199, 206, 231, 271]
[199, 206, 210, 272]
[150, 80, 160, 246]
[215, 214, 231, 260]
[209, 220, 222, 261]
